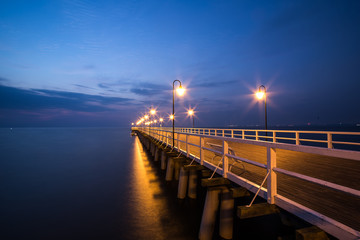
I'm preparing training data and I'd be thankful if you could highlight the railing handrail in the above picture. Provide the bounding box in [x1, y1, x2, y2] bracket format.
[133, 126, 360, 151]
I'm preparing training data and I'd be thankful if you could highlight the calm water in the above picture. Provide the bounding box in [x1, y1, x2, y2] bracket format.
[0, 128, 200, 240]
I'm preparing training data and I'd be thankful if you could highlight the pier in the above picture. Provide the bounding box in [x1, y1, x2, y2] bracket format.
[132, 127, 360, 240]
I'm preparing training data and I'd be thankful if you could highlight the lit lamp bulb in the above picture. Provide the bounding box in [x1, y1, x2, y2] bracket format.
[144, 115, 149, 120]
[159, 118, 164, 122]
[188, 109, 194, 116]
[256, 91, 265, 100]
[150, 109, 156, 115]
[176, 86, 185, 96]
[154, 120, 157, 123]
[169, 114, 174, 120]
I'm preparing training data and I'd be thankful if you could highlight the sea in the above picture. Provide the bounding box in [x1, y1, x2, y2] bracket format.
[0, 127, 201, 240]
[1, 126, 359, 239]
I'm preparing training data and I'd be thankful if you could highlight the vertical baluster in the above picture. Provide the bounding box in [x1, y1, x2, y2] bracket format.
[223, 141, 228, 178]
[267, 147, 277, 204]
[327, 133, 333, 149]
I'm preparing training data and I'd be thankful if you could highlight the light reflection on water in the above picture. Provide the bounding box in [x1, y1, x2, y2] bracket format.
[128, 137, 165, 239]
[127, 137, 199, 240]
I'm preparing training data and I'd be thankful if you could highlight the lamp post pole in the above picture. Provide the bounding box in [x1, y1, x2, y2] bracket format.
[172, 79, 183, 147]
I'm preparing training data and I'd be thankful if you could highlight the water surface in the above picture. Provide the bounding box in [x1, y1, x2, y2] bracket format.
[1, 128, 199, 239]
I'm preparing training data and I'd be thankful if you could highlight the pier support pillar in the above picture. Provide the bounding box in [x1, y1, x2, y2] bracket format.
[154, 147, 160, 162]
[199, 187, 221, 240]
[151, 142, 156, 157]
[165, 157, 175, 181]
[174, 159, 182, 180]
[177, 167, 189, 199]
[219, 188, 234, 239]
[188, 169, 197, 199]
[161, 151, 167, 170]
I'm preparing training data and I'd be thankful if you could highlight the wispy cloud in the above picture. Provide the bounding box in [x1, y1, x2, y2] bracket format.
[0, 84, 133, 112]
[193, 79, 238, 88]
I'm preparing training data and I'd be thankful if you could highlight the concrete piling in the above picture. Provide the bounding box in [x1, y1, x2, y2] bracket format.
[188, 169, 197, 199]
[219, 188, 234, 239]
[150, 142, 155, 156]
[199, 187, 221, 240]
[165, 157, 175, 181]
[161, 151, 167, 170]
[154, 147, 160, 161]
[177, 167, 189, 199]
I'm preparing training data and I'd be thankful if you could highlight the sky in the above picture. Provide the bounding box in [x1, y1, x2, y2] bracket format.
[1, 0, 360, 128]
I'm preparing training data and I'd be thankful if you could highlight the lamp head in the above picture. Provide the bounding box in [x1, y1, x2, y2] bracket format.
[159, 118, 164, 122]
[256, 91, 265, 100]
[144, 115, 149, 119]
[188, 109, 194, 116]
[169, 114, 174, 120]
[176, 85, 185, 96]
[150, 109, 156, 115]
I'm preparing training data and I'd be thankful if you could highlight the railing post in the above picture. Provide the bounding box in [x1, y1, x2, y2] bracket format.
[223, 141, 228, 178]
[222, 130, 225, 137]
[327, 133, 333, 149]
[273, 131, 276, 143]
[267, 147, 277, 204]
[231, 130, 234, 138]
[256, 131, 258, 141]
[200, 136, 204, 165]
[186, 134, 189, 157]
[177, 133, 180, 150]
[242, 130, 245, 139]
[296, 132, 300, 145]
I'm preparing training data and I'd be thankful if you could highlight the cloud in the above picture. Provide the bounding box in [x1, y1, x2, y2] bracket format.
[193, 79, 238, 88]
[0, 84, 133, 112]
[0, 77, 8, 83]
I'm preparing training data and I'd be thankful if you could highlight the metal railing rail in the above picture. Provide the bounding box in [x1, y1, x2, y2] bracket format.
[132, 127, 360, 239]
[144, 126, 360, 151]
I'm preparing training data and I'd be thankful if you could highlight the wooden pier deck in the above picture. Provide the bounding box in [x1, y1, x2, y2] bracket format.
[134, 127, 360, 239]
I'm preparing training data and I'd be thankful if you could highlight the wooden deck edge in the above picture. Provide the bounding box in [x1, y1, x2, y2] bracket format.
[275, 195, 360, 240]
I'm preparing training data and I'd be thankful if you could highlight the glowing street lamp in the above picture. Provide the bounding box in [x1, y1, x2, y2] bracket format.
[255, 85, 267, 133]
[159, 118, 164, 127]
[172, 80, 185, 147]
[187, 109, 195, 128]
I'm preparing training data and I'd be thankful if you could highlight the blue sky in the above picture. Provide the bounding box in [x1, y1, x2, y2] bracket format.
[1, 0, 360, 127]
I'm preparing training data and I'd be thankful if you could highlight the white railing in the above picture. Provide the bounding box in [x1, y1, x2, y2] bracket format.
[133, 127, 360, 239]
[143, 126, 360, 151]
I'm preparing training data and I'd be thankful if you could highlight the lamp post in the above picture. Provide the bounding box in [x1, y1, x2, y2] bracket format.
[144, 114, 149, 134]
[256, 85, 267, 135]
[188, 109, 194, 128]
[150, 108, 156, 127]
[159, 118, 163, 127]
[172, 80, 185, 147]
